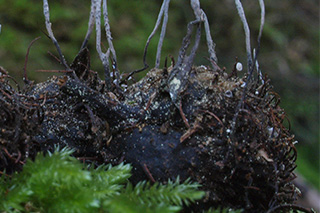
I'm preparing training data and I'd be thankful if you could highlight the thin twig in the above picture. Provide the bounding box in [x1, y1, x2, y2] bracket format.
[179, 100, 190, 128]
[202, 110, 224, 128]
[145, 91, 157, 111]
[80, 0, 96, 50]
[0, 66, 8, 75]
[47, 51, 61, 63]
[120, 67, 144, 85]
[142, 163, 156, 183]
[234, 0, 253, 73]
[0, 75, 21, 92]
[84, 104, 99, 134]
[23, 37, 41, 84]
[43, 0, 70, 70]
[180, 121, 202, 143]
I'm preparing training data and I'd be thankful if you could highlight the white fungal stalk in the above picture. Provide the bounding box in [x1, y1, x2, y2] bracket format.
[80, 0, 96, 50]
[155, 0, 170, 68]
[234, 0, 253, 73]
[191, 0, 218, 71]
[95, 0, 112, 87]
[102, 0, 118, 82]
[258, 0, 265, 44]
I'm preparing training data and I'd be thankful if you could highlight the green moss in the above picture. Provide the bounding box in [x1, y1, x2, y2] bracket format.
[0, 147, 205, 213]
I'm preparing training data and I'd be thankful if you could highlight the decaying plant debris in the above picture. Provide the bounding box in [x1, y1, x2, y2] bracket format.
[0, 0, 311, 212]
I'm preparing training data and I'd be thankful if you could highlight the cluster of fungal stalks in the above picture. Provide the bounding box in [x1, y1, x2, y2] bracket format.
[0, 0, 310, 212]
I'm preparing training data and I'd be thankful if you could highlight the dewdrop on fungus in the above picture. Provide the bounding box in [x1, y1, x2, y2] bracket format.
[236, 62, 243, 71]
[225, 90, 233, 98]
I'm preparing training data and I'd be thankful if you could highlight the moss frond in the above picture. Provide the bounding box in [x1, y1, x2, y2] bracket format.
[0, 147, 204, 213]
[103, 177, 205, 213]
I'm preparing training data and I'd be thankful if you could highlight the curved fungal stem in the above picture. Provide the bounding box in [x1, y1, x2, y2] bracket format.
[191, 0, 219, 71]
[169, 0, 220, 107]
[258, 0, 265, 47]
[102, 0, 119, 85]
[142, 0, 171, 69]
[168, 20, 201, 107]
[234, 0, 253, 73]
[255, 0, 265, 80]
[95, 0, 111, 89]
[43, 0, 70, 71]
[155, 0, 170, 68]
[202, 11, 219, 70]
[127, 0, 171, 79]
[80, 0, 96, 50]
[254, 49, 264, 83]
[231, 0, 266, 135]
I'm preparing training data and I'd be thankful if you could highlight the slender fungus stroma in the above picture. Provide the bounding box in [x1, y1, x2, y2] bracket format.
[0, 0, 303, 212]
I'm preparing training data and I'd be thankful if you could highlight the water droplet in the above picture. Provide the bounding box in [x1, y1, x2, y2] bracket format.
[225, 90, 233, 98]
[236, 62, 243, 71]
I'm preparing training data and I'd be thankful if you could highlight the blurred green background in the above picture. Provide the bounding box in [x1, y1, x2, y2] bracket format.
[0, 0, 319, 190]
